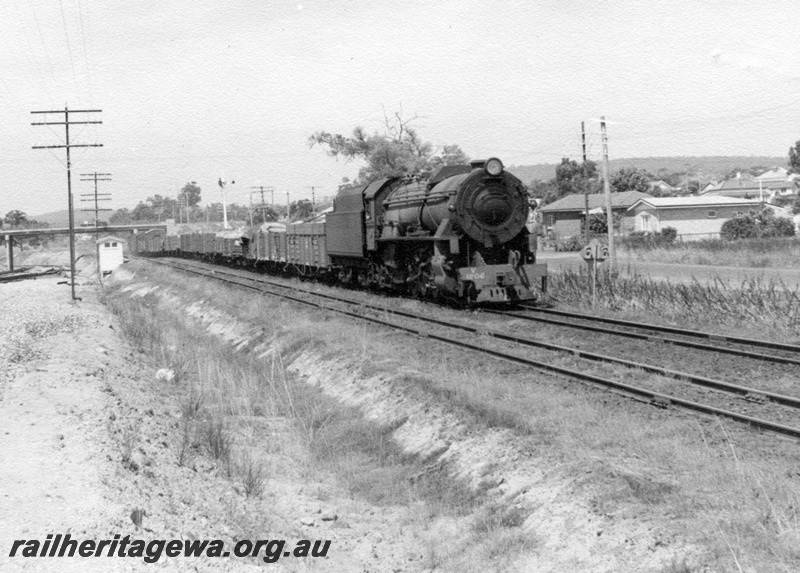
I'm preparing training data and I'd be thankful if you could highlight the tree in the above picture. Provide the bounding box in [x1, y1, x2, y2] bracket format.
[310, 110, 469, 184]
[792, 194, 800, 215]
[610, 167, 651, 194]
[110, 208, 133, 225]
[131, 201, 156, 221]
[528, 179, 559, 204]
[4, 210, 27, 227]
[252, 206, 279, 225]
[556, 157, 597, 196]
[289, 199, 313, 221]
[179, 182, 202, 207]
[789, 141, 800, 174]
[584, 212, 622, 235]
[427, 144, 471, 172]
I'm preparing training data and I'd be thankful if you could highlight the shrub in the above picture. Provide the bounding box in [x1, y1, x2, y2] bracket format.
[721, 214, 760, 240]
[721, 209, 795, 240]
[620, 227, 678, 249]
[764, 216, 795, 238]
[660, 226, 678, 243]
[555, 235, 583, 252]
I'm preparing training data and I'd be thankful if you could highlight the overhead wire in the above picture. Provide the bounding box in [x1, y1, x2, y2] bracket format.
[28, 3, 60, 104]
[10, 0, 55, 108]
[57, 0, 81, 100]
[73, 0, 94, 105]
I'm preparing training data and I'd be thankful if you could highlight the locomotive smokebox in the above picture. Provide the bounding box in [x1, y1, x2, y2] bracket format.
[382, 158, 530, 248]
[440, 169, 529, 247]
[472, 186, 514, 227]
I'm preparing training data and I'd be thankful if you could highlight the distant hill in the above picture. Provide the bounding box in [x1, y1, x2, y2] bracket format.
[30, 210, 75, 227]
[508, 156, 788, 185]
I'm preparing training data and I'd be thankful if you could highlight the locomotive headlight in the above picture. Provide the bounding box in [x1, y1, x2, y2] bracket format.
[485, 157, 504, 176]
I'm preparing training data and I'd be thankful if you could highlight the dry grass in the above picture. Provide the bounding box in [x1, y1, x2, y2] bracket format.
[550, 266, 800, 339]
[102, 271, 507, 565]
[620, 236, 800, 268]
[103, 260, 800, 572]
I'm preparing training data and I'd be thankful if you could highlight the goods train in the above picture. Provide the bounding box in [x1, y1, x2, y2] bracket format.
[133, 158, 547, 304]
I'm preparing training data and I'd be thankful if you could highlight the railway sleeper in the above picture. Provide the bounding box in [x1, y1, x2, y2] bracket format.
[745, 391, 768, 404]
[650, 396, 672, 409]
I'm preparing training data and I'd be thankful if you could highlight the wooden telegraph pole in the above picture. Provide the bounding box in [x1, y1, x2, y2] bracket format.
[600, 116, 615, 269]
[32, 107, 103, 301]
[306, 186, 318, 219]
[79, 172, 112, 235]
[582, 121, 589, 244]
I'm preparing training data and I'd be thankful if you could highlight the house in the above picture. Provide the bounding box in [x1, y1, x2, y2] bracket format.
[539, 191, 651, 238]
[700, 179, 799, 201]
[626, 196, 764, 241]
[754, 167, 800, 183]
[648, 180, 681, 195]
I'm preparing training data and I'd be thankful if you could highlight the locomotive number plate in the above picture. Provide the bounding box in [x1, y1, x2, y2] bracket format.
[464, 272, 486, 280]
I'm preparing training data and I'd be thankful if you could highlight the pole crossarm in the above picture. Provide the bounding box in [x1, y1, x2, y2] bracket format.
[32, 144, 103, 149]
[31, 106, 104, 300]
[31, 109, 102, 114]
[31, 121, 102, 126]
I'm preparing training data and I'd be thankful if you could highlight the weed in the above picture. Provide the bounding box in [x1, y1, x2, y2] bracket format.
[550, 267, 800, 337]
[200, 416, 233, 471]
[176, 416, 194, 467]
[120, 423, 140, 471]
[472, 503, 528, 534]
[236, 450, 268, 498]
[181, 388, 204, 420]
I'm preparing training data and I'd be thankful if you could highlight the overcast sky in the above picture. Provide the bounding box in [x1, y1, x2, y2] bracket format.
[1, 0, 798, 216]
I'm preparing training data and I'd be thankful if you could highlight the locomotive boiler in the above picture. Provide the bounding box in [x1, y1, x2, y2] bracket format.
[325, 158, 547, 303]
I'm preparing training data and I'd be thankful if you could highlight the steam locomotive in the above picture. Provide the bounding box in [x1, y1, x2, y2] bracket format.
[134, 158, 547, 304]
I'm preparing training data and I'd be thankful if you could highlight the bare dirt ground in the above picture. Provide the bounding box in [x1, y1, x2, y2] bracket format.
[0, 262, 430, 572]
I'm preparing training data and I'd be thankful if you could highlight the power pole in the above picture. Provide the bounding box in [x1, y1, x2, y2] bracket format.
[286, 191, 291, 222]
[582, 121, 589, 243]
[600, 116, 615, 269]
[32, 107, 103, 301]
[306, 186, 318, 219]
[79, 171, 112, 237]
[178, 195, 190, 224]
[250, 185, 273, 224]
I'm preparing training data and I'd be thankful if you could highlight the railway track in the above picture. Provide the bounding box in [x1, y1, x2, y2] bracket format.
[493, 306, 800, 367]
[144, 256, 800, 442]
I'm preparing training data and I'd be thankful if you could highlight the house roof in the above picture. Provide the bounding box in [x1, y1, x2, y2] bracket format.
[714, 179, 797, 191]
[540, 191, 652, 212]
[754, 167, 789, 181]
[95, 235, 127, 244]
[628, 196, 763, 211]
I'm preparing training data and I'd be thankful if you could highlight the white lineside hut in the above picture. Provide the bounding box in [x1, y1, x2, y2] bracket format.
[96, 235, 126, 273]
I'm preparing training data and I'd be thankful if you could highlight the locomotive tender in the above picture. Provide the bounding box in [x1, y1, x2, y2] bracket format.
[136, 158, 547, 304]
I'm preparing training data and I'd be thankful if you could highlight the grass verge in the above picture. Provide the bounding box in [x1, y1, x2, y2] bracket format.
[549, 266, 800, 339]
[105, 260, 800, 572]
[102, 269, 534, 571]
